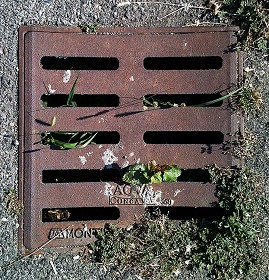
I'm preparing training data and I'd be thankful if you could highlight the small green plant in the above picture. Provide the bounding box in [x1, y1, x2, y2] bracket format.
[41, 131, 97, 149]
[66, 76, 78, 107]
[237, 86, 263, 113]
[192, 165, 269, 279]
[218, 0, 269, 51]
[122, 161, 181, 185]
[40, 77, 98, 149]
[42, 76, 78, 108]
[79, 23, 98, 33]
[88, 166, 268, 279]
[92, 210, 199, 280]
[143, 88, 242, 109]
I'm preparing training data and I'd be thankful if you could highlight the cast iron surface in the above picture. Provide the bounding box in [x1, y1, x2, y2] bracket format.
[19, 26, 242, 251]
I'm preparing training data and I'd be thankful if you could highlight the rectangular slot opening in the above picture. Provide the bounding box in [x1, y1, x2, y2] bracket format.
[41, 94, 119, 107]
[179, 169, 211, 182]
[41, 56, 119, 70]
[143, 94, 223, 107]
[40, 131, 120, 149]
[42, 169, 120, 183]
[143, 131, 224, 144]
[144, 56, 222, 70]
[146, 207, 225, 220]
[42, 207, 120, 222]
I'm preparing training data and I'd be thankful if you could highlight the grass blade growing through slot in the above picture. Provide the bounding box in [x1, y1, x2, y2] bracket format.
[193, 88, 242, 107]
[41, 131, 97, 150]
[79, 132, 98, 148]
[67, 76, 79, 107]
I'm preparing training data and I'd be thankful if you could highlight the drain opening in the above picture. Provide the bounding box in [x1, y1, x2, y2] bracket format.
[41, 131, 120, 147]
[144, 56, 222, 70]
[143, 94, 223, 107]
[179, 169, 210, 182]
[42, 207, 120, 222]
[42, 169, 120, 183]
[146, 207, 224, 220]
[41, 56, 119, 70]
[41, 94, 119, 107]
[144, 131, 224, 144]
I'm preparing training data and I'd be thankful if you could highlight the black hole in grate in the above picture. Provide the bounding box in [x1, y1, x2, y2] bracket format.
[144, 56, 223, 70]
[143, 94, 223, 107]
[40, 56, 119, 70]
[42, 169, 120, 183]
[147, 207, 225, 220]
[143, 131, 224, 144]
[41, 131, 120, 145]
[179, 169, 211, 182]
[41, 94, 119, 107]
[42, 207, 120, 222]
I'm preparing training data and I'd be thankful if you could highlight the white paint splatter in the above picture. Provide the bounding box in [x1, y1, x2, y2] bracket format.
[48, 84, 56, 94]
[63, 70, 71, 83]
[1, 217, 8, 222]
[136, 158, 141, 163]
[98, 145, 103, 149]
[102, 149, 118, 165]
[79, 156, 87, 165]
[129, 152, 134, 157]
[73, 255, 80, 260]
[129, 75, 134, 81]
[174, 189, 184, 197]
[122, 160, 129, 168]
[98, 117, 105, 124]
[103, 183, 114, 197]
[86, 152, 93, 157]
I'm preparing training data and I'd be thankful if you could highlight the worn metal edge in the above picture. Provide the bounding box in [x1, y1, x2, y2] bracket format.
[18, 25, 240, 35]
[18, 26, 26, 255]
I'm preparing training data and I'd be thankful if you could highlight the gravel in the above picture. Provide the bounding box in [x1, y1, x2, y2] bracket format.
[0, 0, 268, 279]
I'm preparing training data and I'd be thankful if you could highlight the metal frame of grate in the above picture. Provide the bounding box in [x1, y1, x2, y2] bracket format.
[18, 26, 243, 252]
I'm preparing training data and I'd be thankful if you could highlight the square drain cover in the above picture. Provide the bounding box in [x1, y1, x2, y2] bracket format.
[19, 26, 242, 251]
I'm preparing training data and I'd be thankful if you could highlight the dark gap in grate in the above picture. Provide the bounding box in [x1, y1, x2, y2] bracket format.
[143, 94, 223, 107]
[42, 169, 120, 183]
[40, 56, 119, 70]
[147, 206, 225, 220]
[41, 94, 119, 107]
[42, 207, 120, 222]
[41, 131, 120, 145]
[179, 169, 211, 182]
[144, 56, 222, 70]
[143, 131, 224, 144]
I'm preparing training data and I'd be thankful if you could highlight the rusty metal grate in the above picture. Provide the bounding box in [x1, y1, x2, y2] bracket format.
[19, 26, 242, 252]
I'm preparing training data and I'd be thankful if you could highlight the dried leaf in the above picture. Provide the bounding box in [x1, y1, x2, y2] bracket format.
[50, 116, 56, 127]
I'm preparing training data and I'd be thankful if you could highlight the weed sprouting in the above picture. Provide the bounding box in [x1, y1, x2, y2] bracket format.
[219, 0, 268, 51]
[143, 88, 242, 109]
[79, 23, 98, 33]
[237, 86, 263, 114]
[40, 131, 97, 149]
[88, 166, 268, 279]
[122, 161, 181, 185]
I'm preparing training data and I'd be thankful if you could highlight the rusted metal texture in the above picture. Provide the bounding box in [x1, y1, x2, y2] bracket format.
[19, 26, 242, 252]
